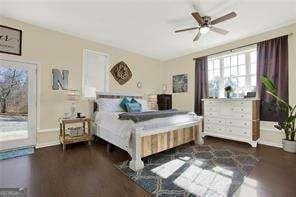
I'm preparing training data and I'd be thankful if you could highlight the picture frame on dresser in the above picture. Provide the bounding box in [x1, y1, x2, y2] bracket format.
[201, 98, 260, 147]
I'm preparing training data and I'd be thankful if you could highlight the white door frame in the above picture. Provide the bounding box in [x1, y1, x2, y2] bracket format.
[0, 58, 38, 150]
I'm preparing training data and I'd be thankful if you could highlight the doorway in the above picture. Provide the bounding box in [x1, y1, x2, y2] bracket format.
[0, 59, 37, 151]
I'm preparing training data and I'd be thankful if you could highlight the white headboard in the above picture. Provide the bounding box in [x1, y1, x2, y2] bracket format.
[95, 92, 143, 99]
[94, 92, 143, 112]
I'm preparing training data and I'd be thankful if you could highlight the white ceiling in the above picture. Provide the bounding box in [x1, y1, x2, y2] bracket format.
[1, 0, 296, 60]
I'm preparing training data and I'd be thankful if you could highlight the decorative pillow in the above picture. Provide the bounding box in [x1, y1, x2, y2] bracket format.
[125, 102, 142, 112]
[120, 97, 130, 112]
[130, 98, 138, 103]
[97, 98, 123, 112]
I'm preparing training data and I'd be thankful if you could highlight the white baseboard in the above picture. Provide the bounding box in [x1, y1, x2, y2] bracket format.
[36, 140, 60, 149]
[258, 140, 282, 148]
[38, 128, 58, 133]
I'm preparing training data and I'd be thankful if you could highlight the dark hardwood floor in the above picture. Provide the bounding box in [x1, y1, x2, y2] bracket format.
[0, 137, 295, 197]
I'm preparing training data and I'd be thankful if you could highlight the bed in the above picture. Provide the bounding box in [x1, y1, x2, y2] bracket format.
[92, 92, 203, 171]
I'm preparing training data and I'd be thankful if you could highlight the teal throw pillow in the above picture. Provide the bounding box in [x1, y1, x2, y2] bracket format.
[120, 97, 130, 112]
[125, 102, 142, 112]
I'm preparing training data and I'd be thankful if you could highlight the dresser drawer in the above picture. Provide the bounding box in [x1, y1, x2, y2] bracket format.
[236, 112, 252, 120]
[204, 124, 225, 134]
[204, 111, 217, 117]
[204, 106, 218, 113]
[226, 119, 251, 128]
[234, 100, 252, 108]
[216, 125, 226, 134]
[226, 126, 251, 137]
[204, 124, 215, 133]
[232, 107, 251, 114]
[204, 117, 225, 125]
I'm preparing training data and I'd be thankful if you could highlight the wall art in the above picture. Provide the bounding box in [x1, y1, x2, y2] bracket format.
[110, 61, 132, 85]
[0, 25, 22, 56]
[172, 74, 188, 93]
[52, 69, 69, 90]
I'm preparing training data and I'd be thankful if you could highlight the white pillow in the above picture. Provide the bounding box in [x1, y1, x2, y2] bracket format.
[96, 98, 123, 112]
[135, 99, 150, 112]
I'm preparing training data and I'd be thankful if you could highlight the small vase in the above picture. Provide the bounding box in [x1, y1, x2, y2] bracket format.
[282, 139, 296, 153]
[226, 92, 231, 99]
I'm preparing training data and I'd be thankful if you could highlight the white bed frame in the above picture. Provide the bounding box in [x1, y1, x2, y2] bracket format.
[92, 92, 203, 171]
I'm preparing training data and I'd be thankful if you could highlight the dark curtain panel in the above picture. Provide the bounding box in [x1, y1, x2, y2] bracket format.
[194, 56, 208, 115]
[257, 35, 289, 121]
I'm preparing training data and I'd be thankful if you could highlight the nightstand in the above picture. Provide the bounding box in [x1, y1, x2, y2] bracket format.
[59, 117, 91, 151]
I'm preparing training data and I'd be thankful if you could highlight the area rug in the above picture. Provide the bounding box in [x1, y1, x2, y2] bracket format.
[116, 144, 259, 197]
[0, 146, 34, 160]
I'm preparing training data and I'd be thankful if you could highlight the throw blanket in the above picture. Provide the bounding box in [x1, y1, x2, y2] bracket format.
[118, 109, 189, 123]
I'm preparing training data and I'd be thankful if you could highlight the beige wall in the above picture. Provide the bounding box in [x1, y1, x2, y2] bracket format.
[161, 23, 296, 146]
[0, 16, 163, 146]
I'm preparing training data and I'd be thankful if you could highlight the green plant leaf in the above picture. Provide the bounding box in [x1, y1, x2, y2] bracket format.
[266, 90, 290, 108]
[260, 76, 277, 95]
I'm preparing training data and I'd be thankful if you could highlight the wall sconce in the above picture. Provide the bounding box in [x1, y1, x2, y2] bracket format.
[137, 81, 142, 89]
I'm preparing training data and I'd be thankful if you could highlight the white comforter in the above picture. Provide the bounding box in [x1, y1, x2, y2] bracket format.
[93, 111, 200, 154]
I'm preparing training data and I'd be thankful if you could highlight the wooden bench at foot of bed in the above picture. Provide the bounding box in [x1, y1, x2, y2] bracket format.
[141, 125, 199, 157]
[129, 121, 203, 171]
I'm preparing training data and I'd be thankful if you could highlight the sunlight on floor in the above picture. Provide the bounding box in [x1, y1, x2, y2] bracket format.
[151, 157, 236, 196]
[213, 166, 234, 177]
[174, 164, 232, 196]
[234, 177, 259, 197]
[151, 159, 185, 179]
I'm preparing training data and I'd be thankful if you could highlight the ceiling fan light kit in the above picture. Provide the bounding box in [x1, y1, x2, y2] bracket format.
[175, 11, 237, 42]
[200, 26, 210, 34]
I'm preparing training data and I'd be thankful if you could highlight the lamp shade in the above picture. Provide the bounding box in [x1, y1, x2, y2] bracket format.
[67, 90, 80, 101]
[162, 84, 167, 93]
[148, 94, 157, 102]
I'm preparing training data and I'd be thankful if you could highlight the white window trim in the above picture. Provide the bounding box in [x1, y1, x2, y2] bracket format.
[82, 49, 110, 99]
[207, 46, 257, 98]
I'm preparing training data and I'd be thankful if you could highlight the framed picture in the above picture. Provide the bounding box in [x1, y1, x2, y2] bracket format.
[0, 25, 22, 56]
[173, 74, 188, 93]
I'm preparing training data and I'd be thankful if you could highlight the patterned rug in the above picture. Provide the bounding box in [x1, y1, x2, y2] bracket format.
[116, 144, 259, 197]
[0, 146, 34, 160]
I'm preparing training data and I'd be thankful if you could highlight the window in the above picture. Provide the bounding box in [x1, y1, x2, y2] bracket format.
[83, 49, 109, 98]
[207, 47, 257, 98]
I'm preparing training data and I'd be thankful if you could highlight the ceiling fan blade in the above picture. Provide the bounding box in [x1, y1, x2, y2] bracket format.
[193, 31, 201, 42]
[211, 26, 229, 35]
[211, 12, 237, 25]
[191, 12, 203, 25]
[175, 27, 199, 33]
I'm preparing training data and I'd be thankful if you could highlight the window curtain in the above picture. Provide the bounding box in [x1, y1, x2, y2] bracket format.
[257, 35, 289, 121]
[194, 56, 208, 115]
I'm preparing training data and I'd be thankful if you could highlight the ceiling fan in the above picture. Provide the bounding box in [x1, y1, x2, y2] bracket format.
[175, 11, 237, 42]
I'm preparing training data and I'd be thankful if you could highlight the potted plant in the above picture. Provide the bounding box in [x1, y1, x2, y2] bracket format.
[261, 76, 296, 153]
[224, 86, 233, 98]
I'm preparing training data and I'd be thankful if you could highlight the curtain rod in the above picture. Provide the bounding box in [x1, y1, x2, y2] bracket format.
[193, 33, 293, 60]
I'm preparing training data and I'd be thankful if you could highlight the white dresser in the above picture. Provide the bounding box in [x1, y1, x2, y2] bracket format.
[202, 98, 260, 147]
